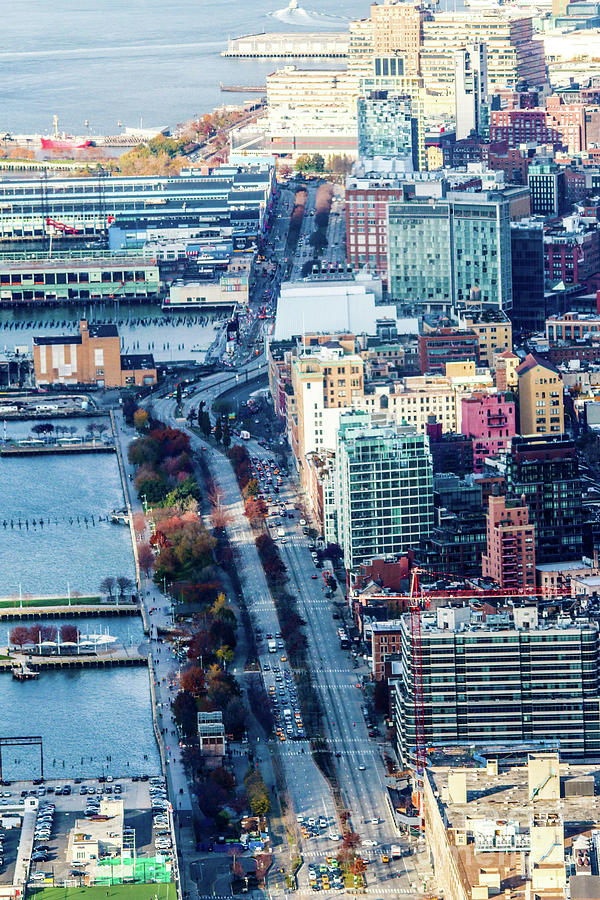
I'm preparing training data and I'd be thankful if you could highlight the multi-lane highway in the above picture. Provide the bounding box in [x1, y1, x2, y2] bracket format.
[147, 359, 427, 897]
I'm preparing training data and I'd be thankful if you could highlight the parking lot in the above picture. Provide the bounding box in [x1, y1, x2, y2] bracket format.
[0, 776, 172, 889]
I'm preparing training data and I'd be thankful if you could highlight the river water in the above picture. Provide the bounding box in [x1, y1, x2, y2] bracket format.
[0, 413, 162, 776]
[1, 0, 369, 135]
[2, 667, 161, 780]
[0, 450, 134, 597]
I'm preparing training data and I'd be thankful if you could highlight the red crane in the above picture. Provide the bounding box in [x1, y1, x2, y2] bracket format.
[409, 567, 426, 817]
[45, 217, 79, 235]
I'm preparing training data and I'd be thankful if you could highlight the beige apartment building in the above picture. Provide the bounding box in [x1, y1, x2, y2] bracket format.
[289, 343, 365, 483]
[370, 1, 425, 75]
[494, 348, 520, 391]
[420, 12, 546, 97]
[457, 310, 513, 367]
[356, 362, 495, 433]
[517, 352, 564, 436]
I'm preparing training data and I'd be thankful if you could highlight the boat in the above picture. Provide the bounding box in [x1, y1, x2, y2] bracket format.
[12, 663, 39, 681]
[41, 137, 94, 151]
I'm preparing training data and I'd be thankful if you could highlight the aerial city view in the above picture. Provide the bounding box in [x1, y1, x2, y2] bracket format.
[4, 0, 600, 899]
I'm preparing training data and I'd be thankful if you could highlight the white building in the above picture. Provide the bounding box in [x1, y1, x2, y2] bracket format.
[273, 273, 405, 340]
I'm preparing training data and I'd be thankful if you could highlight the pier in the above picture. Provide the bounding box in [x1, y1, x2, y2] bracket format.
[0, 651, 148, 673]
[0, 598, 140, 621]
[0, 440, 115, 456]
[220, 83, 266, 93]
[222, 31, 349, 58]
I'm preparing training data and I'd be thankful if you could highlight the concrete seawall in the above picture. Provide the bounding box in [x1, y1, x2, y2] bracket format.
[110, 410, 149, 635]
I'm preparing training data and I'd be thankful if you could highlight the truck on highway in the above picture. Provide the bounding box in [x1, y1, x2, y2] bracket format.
[240, 430, 250, 440]
[268, 639, 277, 653]
[283, 708, 292, 721]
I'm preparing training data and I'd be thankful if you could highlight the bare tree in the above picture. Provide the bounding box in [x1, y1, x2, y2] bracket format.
[116, 575, 134, 600]
[99, 576, 116, 599]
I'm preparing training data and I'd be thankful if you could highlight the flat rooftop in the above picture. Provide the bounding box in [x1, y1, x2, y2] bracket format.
[427, 757, 600, 900]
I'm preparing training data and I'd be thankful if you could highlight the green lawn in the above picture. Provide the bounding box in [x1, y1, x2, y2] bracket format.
[30, 885, 176, 900]
[0, 596, 102, 609]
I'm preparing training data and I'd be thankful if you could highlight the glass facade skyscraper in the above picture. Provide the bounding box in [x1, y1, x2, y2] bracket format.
[332, 411, 434, 569]
[387, 192, 513, 314]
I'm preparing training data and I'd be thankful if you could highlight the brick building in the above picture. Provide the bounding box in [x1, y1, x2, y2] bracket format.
[482, 494, 536, 589]
[544, 223, 600, 290]
[33, 319, 157, 388]
[418, 328, 480, 374]
[371, 620, 404, 682]
[345, 180, 405, 284]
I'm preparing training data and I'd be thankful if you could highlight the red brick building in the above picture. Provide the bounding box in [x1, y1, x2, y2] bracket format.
[418, 328, 480, 374]
[345, 182, 405, 284]
[482, 494, 536, 590]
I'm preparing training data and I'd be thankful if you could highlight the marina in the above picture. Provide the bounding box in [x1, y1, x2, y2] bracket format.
[1, 666, 160, 780]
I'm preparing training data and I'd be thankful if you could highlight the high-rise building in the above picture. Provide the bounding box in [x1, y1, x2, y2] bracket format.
[455, 42, 488, 141]
[482, 494, 536, 589]
[387, 192, 513, 314]
[289, 342, 365, 481]
[420, 13, 546, 98]
[516, 352, 564, 436]
[506, 434, 583, 563]
[357, 90, 422, 169]
[370, 1, 425, 76]
[510, 220, 547, 334]
[395, 605, 600, 765]
[331, 411, 434, 569]
[528, 159, 567, 217]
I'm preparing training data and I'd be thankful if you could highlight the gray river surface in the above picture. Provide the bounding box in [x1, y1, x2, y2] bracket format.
[1, 416, 161, 778]
[1, 666, 161, 780]
[2, 0, 366, 135]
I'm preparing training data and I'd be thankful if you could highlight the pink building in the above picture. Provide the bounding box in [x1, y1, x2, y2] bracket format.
[461, 392, 516, 472]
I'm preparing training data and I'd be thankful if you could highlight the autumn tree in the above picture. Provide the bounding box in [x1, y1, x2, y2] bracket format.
[180, 666, 206, 697]
[133, 409, 149, 431]
[133, 512, 146, 538]
[41, 625, 58, 642]
[60, 624, 79, 643]
[9, 625, 30, 647]
[138, 542, 155, 576]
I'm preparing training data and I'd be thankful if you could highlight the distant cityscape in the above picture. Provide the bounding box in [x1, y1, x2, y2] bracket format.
[5, 2, 600, 900]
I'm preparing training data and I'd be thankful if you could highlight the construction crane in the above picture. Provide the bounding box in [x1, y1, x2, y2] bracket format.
[409, 567, 427, 820]
[45, 218, 79, 235]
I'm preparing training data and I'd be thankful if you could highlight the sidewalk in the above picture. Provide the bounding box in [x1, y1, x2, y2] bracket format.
[114, 411, 199, 900]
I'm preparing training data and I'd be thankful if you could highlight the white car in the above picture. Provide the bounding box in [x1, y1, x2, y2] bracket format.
[328, 833, 341, 841]
[363, 840, 378, 847]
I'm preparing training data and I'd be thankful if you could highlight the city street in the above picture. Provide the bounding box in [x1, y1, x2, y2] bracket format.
[143, 361, 431, 898]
